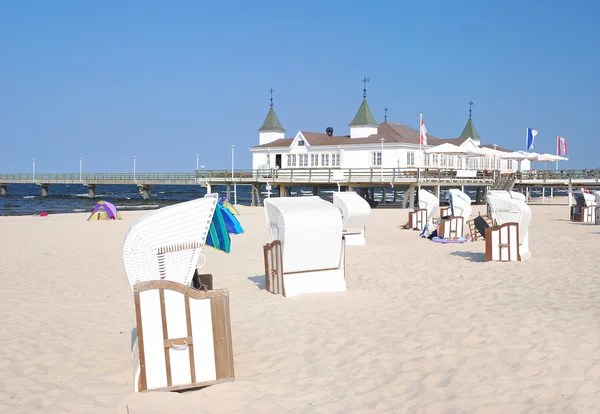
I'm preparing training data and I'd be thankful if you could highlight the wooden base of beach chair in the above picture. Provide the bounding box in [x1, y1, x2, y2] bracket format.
[571, 205, 597, 223]
[408, 209, 427, 231]
[485, 222, 521, 262]
[582, 205, 596, 223]
[131, 280, 235, 392]
[468, 215, 493, 241]
[439, 206, 450, 217]
[439, 216, 465, 239]
[343, 228, 366, 246]
[263, 239, 347, 297]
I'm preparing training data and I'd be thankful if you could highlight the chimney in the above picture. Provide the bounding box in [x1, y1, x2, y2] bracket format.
[326, 127, 334, 137]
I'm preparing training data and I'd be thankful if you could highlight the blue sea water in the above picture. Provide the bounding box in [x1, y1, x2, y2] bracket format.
[0, 183, 567, 216]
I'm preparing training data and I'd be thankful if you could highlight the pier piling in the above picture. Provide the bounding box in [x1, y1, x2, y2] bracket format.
[87, 185, 96, 199]
[39, 184, 49, 197]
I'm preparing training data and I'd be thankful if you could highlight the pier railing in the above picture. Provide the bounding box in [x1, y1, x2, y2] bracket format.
[0, 168, 598, 185]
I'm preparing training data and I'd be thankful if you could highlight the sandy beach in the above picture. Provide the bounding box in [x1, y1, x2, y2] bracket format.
[1, 203, 599, 413]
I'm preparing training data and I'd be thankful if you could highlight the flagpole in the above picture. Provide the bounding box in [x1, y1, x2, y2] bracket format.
[419, 112, 422, 195]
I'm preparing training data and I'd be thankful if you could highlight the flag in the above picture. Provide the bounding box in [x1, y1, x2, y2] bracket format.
[526, 127, 538, 151]
[557, 136, 568, 155]
[419, 113, 427, 145]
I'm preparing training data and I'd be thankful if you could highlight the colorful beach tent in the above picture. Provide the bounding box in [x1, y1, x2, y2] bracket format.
[206, 203, 244, 253]
[87, 200, 121, 221]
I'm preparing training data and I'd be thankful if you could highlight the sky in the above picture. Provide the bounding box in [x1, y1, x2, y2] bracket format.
[1, 0, 599, 173]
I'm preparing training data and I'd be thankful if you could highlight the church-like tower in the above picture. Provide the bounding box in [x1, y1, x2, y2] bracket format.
[258, 88, 285, 145]
[349, 77, 378, 138]
[459, 100, 481, 145]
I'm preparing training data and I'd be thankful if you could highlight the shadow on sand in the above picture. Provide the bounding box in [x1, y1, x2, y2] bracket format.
[248, 275, 266, 290]
[451, 251, 487, 263]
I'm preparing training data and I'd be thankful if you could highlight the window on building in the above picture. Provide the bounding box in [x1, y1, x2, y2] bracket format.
[407, 151, 415, 166]
[322, 153, 330, 167]
[432, 154, 439, 167]
[332, 153, 340, 167]
[371, 151, 382, 166]
[508, 159, 514, 170]
[298, 154, 308, 167]
[287, 154, 297, 167]
[497, 158, 501, 170]
[297, 139, 305, 147]
[448, 155, 454, 168]
[310, 154, 318, 167]
[440, 154, 446, 167]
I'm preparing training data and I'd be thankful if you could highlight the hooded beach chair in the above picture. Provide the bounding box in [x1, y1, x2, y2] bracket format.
[439, 189, 472, 239]
[484, 194, 532, 261]
[417, 189, 439, 228]
[332, 191, 371, 245]
[123, 197, 235, 392]
[263, 196, 346, 297]
[571, 189, 596, 223]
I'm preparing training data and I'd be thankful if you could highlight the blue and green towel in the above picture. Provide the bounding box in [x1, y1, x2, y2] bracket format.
[206, 203, 244, 253]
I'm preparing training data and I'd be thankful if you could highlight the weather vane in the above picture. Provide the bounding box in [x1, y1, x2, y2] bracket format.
[269, 87, 274, 107]
[469, 100, 474, 118]
[362, 76, 370, 99]
[384, 107, 388, 122]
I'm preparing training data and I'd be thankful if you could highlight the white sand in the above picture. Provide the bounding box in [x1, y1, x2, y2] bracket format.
[1, 203, 599, 413]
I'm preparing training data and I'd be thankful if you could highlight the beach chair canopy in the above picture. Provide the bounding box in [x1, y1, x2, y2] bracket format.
[487, 190, 526, 203]
[573, 189, 595, 207]
[332, 191, 371, 234]
[87, 200, 121, 221]
[486, 195, 531, 245]
[264, 196, 342, 273]
[446, 189, 472, 220]
[418, 189, 439, 222]
[122, 197, 218, 290]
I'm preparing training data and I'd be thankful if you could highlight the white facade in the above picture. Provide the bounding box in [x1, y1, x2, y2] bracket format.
[252, 140, 516, 172]
[259, 131, 284, 146]
[350, 125, 378, 139]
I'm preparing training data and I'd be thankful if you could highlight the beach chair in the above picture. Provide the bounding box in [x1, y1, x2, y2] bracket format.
[124, 197, 235, 392]
[332, 191, 371, 246]
[438, 189, 471, 239]
[485, 194, 532, 261]
[417, 189, 439, 226]
[263, 196, 346, 297]
[439, 206, 450, 217]
[595, 192, 600, 224]
[123, 197, 218, 289]
[571, 190, 596, 223]
[408, 208, 427, 231]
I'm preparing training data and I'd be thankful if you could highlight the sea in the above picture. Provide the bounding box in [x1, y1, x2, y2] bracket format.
[0, 183, 568, 216]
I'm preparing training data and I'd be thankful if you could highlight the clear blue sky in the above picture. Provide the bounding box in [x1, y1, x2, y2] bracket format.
[1, 0, 598, 172]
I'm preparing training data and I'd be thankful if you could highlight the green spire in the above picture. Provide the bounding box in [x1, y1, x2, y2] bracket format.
[459, 117, 481, 141]
[349, 99, 378, 127]
[258, 106, 285, 133]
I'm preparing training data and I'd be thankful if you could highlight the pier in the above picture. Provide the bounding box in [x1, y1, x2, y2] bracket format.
[0, 168, 598, 206]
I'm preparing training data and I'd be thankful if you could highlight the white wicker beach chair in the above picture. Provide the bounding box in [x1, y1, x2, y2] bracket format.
[418, 189, 439, 225]
[263, 196, 346, 297]
[123, 197, 217, 290]
[447, 189, 472, 220]
[332, 191, 371, 246]
[485, 194, 532, 261]
[124, 197, 235, 392]
[571, 190, 597, 223]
